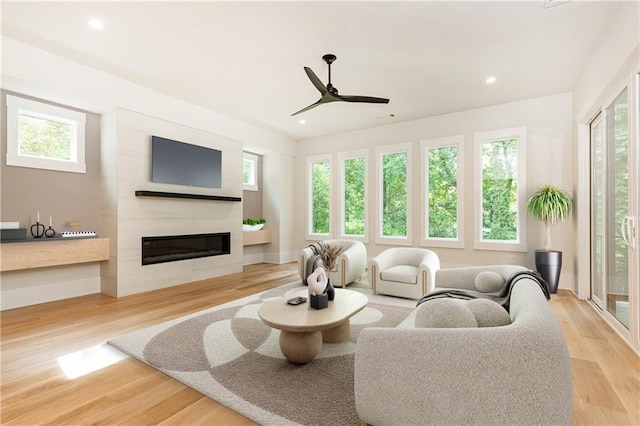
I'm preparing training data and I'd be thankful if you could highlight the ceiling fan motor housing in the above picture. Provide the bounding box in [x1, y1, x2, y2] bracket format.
[322, 54, 337, 64]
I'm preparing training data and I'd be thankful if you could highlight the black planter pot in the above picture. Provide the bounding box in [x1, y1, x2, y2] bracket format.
[535, 250, 562, 294]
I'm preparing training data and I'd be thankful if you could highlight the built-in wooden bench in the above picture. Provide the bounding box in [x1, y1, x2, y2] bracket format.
[242, 230, 272, 246]
[0, 238, 109, 272]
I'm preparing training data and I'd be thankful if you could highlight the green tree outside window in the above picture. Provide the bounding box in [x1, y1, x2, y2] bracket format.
[19, 113, 72, 160]
[343, 157, 365, 235]
[427, 146, 458, 239]
[481, 139, 518, 241]
[382, 152, 407, 237]
[311, 161, 330, 234]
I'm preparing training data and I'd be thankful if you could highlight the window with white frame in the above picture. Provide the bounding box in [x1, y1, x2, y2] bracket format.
[6, 95, 86, 173]
[242, 152, 259, 191]
[421, 136, 464, 248]
[473, 127, 527, 251]
[339, 150, 368, 241]
[376, 143, 412, 245]
[306, 154, 332, 237]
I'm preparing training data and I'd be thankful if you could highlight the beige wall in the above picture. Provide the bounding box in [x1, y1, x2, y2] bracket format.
[0, 90, 103, 310]
[0, 90, 101, 233]
[295, 93, 575, 290]
[242, 152, 263, 219]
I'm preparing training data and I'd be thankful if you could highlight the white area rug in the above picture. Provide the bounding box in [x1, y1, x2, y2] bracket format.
[108, 282, 413, 426]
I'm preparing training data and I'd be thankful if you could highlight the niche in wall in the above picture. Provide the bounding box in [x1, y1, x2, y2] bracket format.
[243, 151, 263, 219]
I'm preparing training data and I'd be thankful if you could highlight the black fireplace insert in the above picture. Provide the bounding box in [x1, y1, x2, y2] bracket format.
[142, 232, 230, 265]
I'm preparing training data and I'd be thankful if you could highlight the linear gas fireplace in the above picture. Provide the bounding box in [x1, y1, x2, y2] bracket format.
[142, 232, 230, 265]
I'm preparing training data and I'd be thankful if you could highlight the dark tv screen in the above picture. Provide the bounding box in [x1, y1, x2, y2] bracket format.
[151, 136, 222, 189]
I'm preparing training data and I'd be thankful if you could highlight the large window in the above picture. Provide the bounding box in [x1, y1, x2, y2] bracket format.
[242, 152, 258, 191]
[421, 136, 464, 248]
[306, 154, 332, 237]
[376, 143, 412, 245]
[6, 95, 86, 173]
[473, 127, 527, 251]
[339, 150, 368, 241]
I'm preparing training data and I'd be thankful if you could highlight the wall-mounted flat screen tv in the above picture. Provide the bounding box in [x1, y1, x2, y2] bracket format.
[151, 136, 222, 189]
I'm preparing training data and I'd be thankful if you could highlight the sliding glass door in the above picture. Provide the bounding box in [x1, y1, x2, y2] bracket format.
[590, 78, 638, 333]
[591, 113, 605, 309]
[591, 79, 638, 330]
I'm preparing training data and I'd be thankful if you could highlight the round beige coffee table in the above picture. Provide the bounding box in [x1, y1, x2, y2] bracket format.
[258, 288, 368, 364]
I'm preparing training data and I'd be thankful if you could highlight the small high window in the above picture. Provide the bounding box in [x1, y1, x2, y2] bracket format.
[242, 152, 259, 191]
[6, 95, 86, 173]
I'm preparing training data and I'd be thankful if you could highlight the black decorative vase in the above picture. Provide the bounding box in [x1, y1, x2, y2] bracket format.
[535, 250, 562, 294]
[325, 280, 335, 301]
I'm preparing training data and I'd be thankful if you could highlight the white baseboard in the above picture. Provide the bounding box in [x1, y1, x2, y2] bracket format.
[1, 278, 100, 310]
[243, 252, 265, 266]
[1, 264, 101, 310]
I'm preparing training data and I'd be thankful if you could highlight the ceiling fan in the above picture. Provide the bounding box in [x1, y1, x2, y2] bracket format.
[292, 54, 390, 116]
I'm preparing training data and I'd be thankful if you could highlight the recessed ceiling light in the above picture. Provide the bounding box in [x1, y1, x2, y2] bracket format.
[485, 76, 497, 85]
[88, 19, 104, 30]
[299, 119, 306, 125]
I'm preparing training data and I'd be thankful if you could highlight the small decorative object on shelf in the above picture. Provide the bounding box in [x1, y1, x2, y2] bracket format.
[44, 216, 55, 238]
[61, 231, 98, 238]
[30, 222, 45, 238]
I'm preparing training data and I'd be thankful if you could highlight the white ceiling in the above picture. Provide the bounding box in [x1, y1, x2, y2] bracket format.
[0, 1, 623, 140]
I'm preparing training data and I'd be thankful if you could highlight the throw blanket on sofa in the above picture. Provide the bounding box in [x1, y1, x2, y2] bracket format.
[416, 270, 550, 311]
[302, 242, 327, 285]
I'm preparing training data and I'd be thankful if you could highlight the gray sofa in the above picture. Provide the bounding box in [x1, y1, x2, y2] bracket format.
[355, 265, 573, 425]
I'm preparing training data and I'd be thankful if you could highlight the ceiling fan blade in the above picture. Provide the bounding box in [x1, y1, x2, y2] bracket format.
[291, 93, 340, 116]
[291, 99, 323, 116]
[336, 95, 390, 104]
[304, 67, 327, 95]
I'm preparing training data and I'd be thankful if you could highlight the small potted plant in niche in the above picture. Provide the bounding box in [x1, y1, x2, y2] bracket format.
[526, 185, 573, 294]
[242, 218, 266, 232]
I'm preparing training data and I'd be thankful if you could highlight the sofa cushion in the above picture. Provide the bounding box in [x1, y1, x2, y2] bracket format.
[465, 299, 512, 327]
[474, 271, 505, 293]
[414, 299, 478, 328]
[381, 265, 418, 284]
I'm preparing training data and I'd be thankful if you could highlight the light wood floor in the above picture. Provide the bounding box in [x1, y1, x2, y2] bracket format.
[1, 262, 638, 425]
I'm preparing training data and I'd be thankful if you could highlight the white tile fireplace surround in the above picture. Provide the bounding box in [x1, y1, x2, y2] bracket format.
[100, 109, 244, 298]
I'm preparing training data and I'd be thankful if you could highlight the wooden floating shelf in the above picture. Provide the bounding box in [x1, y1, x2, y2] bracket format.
[135, 190, 241, 202]
[0, 238, 110, 272]
[243, 230, 272, 246]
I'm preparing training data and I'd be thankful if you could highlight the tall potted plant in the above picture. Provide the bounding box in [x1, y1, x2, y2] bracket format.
[527, 185, 573, 294]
